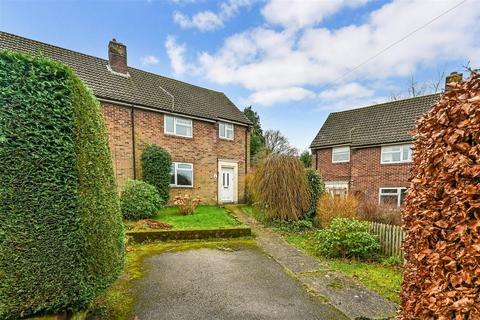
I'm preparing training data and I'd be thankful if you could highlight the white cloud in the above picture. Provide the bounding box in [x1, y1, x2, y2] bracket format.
[173, 0, 252, 31]
[187, 0, 480, 105]
[318, 83, 374, 100]
[248, 87, 315, 106]
[141, 55, 160, 66]
[262, 0, 370, 29]
[165, 36, 193, 75]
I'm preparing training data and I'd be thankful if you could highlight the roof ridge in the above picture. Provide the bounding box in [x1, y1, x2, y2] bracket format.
[0, 31, 228, 98]
[330, 93, 441, 115]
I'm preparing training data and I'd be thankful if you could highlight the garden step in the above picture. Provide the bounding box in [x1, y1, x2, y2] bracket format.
[227, 205, 399, 320]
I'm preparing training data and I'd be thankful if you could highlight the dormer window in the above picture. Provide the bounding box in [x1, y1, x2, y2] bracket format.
[332, 146, 350, 163]
[219, 122, 234, 140]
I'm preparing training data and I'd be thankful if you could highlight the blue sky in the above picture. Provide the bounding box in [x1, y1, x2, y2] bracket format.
[1, 0, 479, 151]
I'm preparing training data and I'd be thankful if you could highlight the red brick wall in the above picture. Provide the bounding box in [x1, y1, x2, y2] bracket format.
[102, 103, 249, 204]
[314, 146, 412, 203]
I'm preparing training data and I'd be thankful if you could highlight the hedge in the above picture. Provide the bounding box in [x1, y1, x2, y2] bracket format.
[400, 71, 480, 319]
[140, 145, 172, 203]
[0, 50, 124, 319]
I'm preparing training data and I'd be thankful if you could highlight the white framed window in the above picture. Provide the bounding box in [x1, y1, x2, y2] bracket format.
[164, 115, 192, 138]
[332, 146, 350, 163]
[219, 122, 234, 140]
[379, 187, 407, 207]
[170, 162, 193, 187]
[381, 144, 412, 164]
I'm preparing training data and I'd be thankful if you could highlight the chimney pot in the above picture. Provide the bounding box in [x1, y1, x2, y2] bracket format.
[445, 71, 463, 91]
[108, 39, 128, 75]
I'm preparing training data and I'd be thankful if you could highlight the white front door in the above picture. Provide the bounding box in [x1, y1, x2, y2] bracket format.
[220, 167, 235, 202]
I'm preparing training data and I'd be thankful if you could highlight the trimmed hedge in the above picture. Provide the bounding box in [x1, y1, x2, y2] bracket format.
[140, 145, 172, 203]
[0, 50, 124, 319]
[121, 180, 162, 220]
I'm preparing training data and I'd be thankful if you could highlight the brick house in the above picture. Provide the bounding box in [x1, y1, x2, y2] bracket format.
[1, 31, 252, 204]
[310, 94, 443, 207]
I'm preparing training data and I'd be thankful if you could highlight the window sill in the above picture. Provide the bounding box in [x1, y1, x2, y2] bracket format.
[219, 137, 234, 142]
[170, 185, 194, 189]
[380, 161, 413, 165]
[164, 133, 193, 139]
[332, 161, 350, 164]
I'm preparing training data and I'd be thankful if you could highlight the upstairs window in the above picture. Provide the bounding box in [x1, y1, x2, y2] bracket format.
[332, 147, 350, 163]
[381, 144, 412, 164]
[170, 162, 193, 187]
[165, 115, 192, 137]
[379, 187, 407, 207]
[219, 122, 234, 140]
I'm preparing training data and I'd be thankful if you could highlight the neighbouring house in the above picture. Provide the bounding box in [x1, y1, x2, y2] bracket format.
[309, 88, 460, 207]
[1, 31, 252, 204]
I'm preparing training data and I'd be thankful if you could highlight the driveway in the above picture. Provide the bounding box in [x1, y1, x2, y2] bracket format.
[134, 244, 347, 320]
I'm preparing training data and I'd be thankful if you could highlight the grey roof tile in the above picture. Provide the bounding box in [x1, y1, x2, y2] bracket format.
[310, 94, 440, 148]
[0, 31, 251, 125]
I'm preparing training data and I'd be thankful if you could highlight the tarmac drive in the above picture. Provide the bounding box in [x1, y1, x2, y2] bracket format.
[134, 245, 347, 320]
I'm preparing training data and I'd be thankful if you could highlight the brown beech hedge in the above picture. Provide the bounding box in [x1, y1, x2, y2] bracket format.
[400, 71, 480, 319]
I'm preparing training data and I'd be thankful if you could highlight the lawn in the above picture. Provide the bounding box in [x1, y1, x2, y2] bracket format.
[239, 205, 403, 304]
[126, 205, 242, 230]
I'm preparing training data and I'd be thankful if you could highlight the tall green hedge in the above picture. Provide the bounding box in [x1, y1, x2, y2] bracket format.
[141, 144, 172, 203]
[0, 50, 124, 319]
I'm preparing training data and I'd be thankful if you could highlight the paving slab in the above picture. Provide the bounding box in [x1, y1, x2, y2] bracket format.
[134, 246, 347, 320]
[227, 205, 399, 320]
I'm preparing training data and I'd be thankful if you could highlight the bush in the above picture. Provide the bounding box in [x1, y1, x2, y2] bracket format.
[400, 72, 480, 319]
[305, 168, 325, 218]
[250, 155, 310, 221]
[382, 256, 403, 268]
[357, 198, 402, 226]
[316, 193, 358, 228]
[173, 194, 201, 215]
[121, 180, 162, 220]
[0, 50, 124, 319]
[315, 218, 380, 259]
[141, 144, 172, 203]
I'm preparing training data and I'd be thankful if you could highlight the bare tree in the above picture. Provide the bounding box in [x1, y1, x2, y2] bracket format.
[263, 129, 298, 156]
[429, 70, 446, 93]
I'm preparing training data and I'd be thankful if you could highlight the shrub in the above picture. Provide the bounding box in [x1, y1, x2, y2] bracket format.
[305, 168, 325, 218]
[316, 193, 358, 228]
[121, 180, 162, 220]
[0, 50, 124, 319]
[400, 72, 480, 319]
[173, 194, 201, 215]
[250, 155, 310, 221]
[357, 198, 402, 226]
[141, 144, 172, 203]
[314, 218, 380, 259]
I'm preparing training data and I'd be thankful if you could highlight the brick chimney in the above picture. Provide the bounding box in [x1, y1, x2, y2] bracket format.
[108, 39, 128, 75]
[445, 71, 463, 91]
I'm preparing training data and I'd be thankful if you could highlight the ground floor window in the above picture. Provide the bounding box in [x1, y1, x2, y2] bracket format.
[324, 181, 349, 199]
[378, 187, 407, 207]
[170, 162, 193, 187]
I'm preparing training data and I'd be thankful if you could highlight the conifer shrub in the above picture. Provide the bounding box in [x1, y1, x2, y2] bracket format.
[141, 144, 172, 203]
[400, 71, 480, 319]
[305, 168, 325, 218]
[121, 180, 162, 220]
[250, 155, 310, 221]
[0, 50, 124, 319]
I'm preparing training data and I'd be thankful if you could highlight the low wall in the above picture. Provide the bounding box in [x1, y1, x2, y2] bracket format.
[127, 227, 252, 243]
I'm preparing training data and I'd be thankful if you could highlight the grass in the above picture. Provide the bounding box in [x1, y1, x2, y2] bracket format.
[90, 239, 256, 319]
[126, 205, 242, 230]
[156, 205, 241, 230]
[239, 205, 402, 304]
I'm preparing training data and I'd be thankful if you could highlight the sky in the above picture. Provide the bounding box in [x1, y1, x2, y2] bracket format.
[1, 0, 479, 151]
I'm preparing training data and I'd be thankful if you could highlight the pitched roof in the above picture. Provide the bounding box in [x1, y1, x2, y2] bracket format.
[0, 31, 251, 125]
[310, 94, 441, 149]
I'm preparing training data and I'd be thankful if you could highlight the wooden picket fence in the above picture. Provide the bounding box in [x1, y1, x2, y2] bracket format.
[368, 221, 405, 257]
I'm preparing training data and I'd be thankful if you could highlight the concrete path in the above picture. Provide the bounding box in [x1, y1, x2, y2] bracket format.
[226, 205, 399, 320]
[134, 245, 347, 320]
